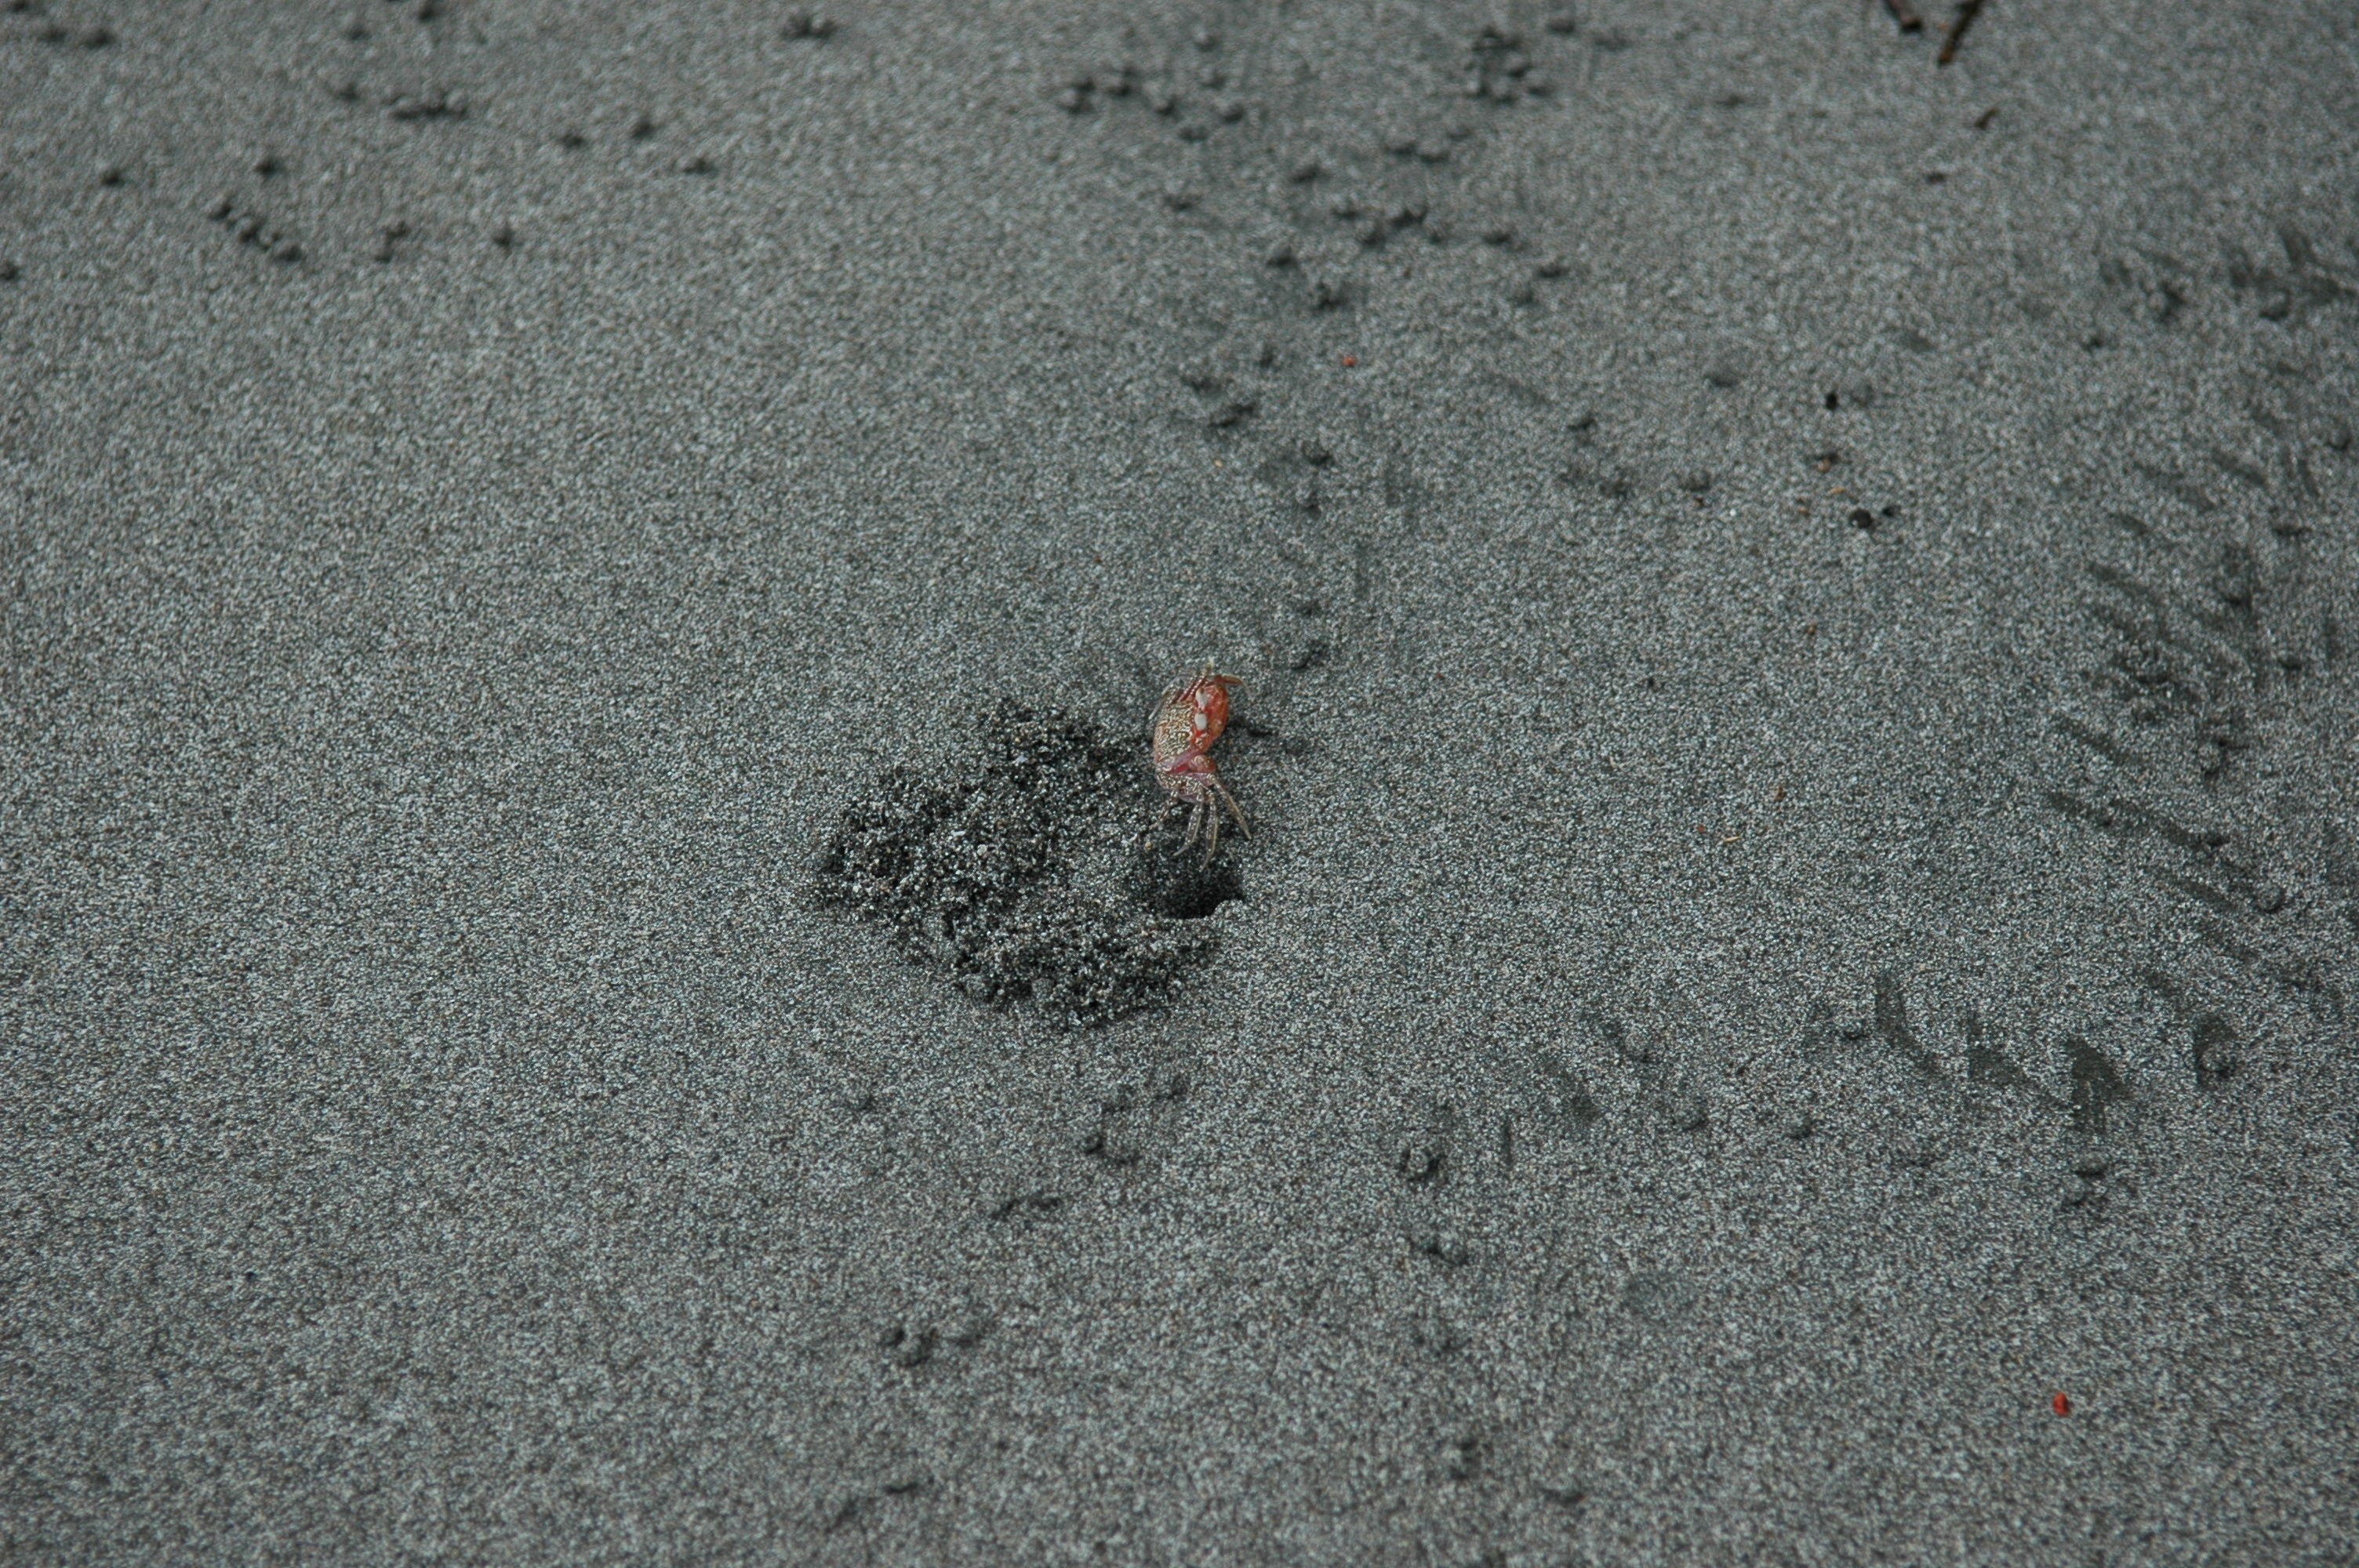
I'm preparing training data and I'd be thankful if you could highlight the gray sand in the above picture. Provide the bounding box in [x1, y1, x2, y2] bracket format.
[5, 0, 2357, 1561]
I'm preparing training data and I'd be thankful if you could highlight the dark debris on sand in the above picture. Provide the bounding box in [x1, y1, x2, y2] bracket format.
[812, 701, 1242, 1025]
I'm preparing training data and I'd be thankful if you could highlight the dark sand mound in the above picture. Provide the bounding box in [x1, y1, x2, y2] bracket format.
[813, 700, 1239, 1023]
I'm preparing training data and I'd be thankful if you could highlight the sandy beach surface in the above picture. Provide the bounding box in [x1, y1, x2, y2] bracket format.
[5, 1, 2357, 1562]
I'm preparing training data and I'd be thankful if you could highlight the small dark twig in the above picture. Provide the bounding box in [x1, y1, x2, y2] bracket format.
[1885, 0, 1925, 32]
[1936, 0, 1984, 65]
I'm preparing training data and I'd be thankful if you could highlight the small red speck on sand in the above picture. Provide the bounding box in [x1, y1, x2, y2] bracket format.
[2051, 1392, 2072, 1417]
[1341, 354, 1358, 367]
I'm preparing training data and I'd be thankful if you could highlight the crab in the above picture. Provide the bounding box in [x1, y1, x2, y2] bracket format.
[1150, 667, 1250, 856]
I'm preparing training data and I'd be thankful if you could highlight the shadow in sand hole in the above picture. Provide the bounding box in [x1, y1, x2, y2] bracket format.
[1129, 834, 1245, 920]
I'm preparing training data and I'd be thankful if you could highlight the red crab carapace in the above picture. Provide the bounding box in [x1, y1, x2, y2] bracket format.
[1151, 668, 1249, 856]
